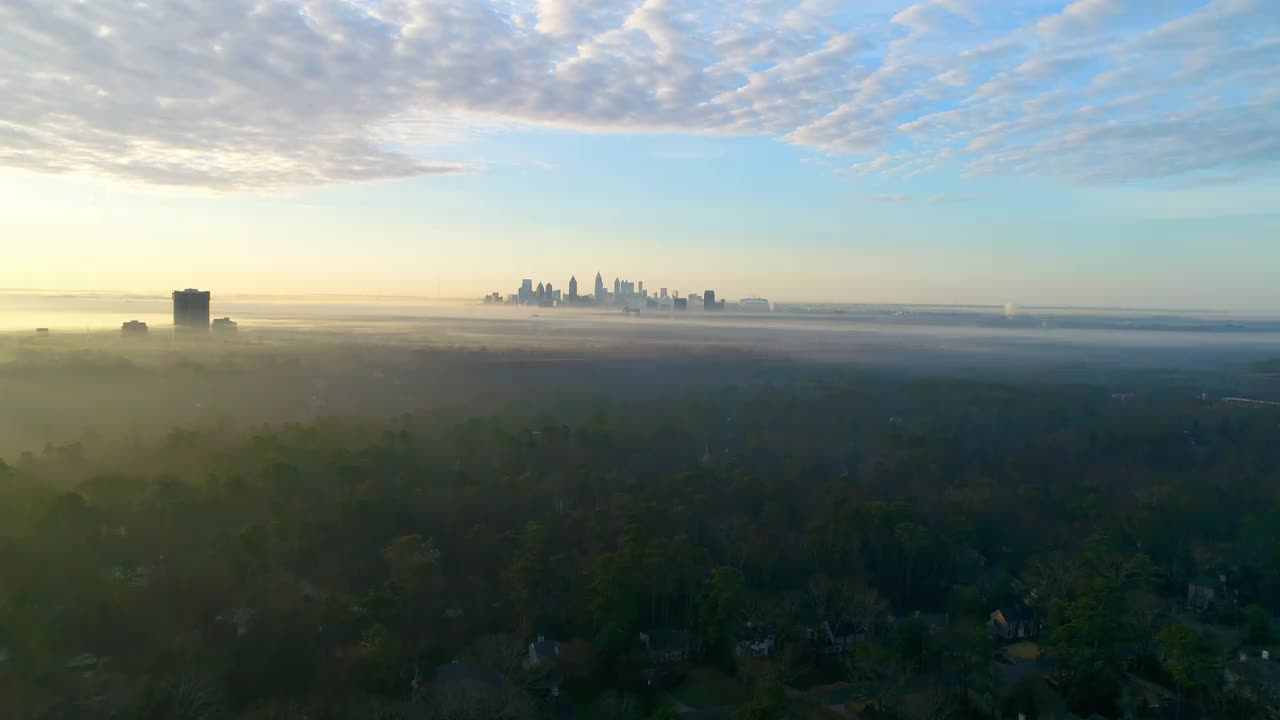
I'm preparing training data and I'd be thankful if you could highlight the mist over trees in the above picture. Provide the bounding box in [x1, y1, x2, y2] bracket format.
[1, 335, 1279, 718]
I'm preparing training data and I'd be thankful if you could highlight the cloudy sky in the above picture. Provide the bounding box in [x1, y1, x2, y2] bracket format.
[2, 0, 1278, 307]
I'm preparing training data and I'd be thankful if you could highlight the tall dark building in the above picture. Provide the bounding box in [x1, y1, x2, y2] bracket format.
[121, 320, 149, 337]
[569, 275, 578, 300]
[172, 289, 211, 332]
[536, 282, 545, 300]
[595, 271, 605, 299]
[704, 290, 724, 311]
[614, 277, 621, 298]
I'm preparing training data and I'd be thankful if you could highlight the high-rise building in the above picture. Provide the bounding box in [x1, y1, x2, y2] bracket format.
[121, 320, 148, 337]
[638, 281, 645, 295]
[614, 277, 621, 298]
[660, 288, 668, 300]
[172, 289, 211, 333]
[520, 279, 533, 305]
[212, 317, 238, 334]
[569, 276, 578, 299]
[704, 290, 723, 311]
[595, 271, 605, 299]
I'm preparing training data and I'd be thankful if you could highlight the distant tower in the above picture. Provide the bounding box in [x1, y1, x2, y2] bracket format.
[545, 282, 554, 300]
[660, 288, 668, 300]
[172, 289, 211, 333]
[569, 276, 578, 300]
[595, 271, 605, 298]
[614, 278, 621, 299]
[121, 320, 149, 338]
[536, 282, 545, 300]
[638, 281, 645, 295]
[704, 290, 720, 311]
[212, 317, 238, 335]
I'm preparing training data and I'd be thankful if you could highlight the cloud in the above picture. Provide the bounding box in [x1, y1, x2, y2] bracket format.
[0, 0, 1277, 190]
[865, 192, 982, 204]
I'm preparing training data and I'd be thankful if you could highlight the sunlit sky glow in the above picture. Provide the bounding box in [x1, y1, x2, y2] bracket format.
[2, 0, 1278, 307]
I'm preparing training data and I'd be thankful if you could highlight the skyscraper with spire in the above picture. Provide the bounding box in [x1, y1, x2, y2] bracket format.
[594, 271, 605, 299]
[569, 275, 578, 300]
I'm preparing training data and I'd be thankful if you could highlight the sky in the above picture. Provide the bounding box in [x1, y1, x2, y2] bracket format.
[1, 0, 1279, 308]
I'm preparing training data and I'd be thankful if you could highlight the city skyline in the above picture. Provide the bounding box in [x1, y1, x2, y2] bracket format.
[1, 1, 1278, 310]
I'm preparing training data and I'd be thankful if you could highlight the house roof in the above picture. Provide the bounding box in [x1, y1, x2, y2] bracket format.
[913, 611, 948, 629]
[530, 639, 560, 662]
[642, 629, 690, 652]
[995, 657, 1058, 683]
[435, 659, 501, 688]
[1190, 576, 1228, 590]
[993, 606, 1033, 624]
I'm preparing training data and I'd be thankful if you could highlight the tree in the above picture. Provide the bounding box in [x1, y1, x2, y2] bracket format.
[847, 641, 909, 715]
[1049, 579, 1125, 713]
[894, 522, 929, 603]
[699, 566, 746, 667]
[733, 683, 787, 720]
[1157, 624, 1218, 701]
[1244, 604, 1273, 645]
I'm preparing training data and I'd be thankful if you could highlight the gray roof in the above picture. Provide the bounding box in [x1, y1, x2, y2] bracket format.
[531, 639, 560, 662]
[643, 629, 690, 652]
[435, 659, 501, 688]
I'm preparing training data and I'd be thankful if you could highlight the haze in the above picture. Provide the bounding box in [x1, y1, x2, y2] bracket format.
[2, 0, 1279, 307]
[5, 3, 1280, 720]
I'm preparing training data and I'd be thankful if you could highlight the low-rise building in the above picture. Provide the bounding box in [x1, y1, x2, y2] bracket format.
[989, 607, 1037, 641]
[211, 317, 238, 334]
[640, 629, 691, 664]
[1187, 575, 1235, 611]
[527, 636, 561, 668]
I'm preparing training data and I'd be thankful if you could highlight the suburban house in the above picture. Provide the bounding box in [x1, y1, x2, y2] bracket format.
[808, 620, 860, 655]
[734, 622, 777, 658]
[1225, 651, 1280, 714]
[1187, 575, 1235, 611]
[911, 611, 949, 634]
[989, 607, 1037, 641]
[526, 636, 561, 668]
[434, 658, 502, 692]
[639, 629, 691, 664]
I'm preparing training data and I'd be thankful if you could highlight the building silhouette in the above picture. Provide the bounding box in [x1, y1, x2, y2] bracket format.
[172, 289, 211, 332]
[614, 277, 621, 298]
[595, 272, 605, 299]
[569, 276, 578, 300]
[704, 290, 724, 311]
[121, 320, 149, 337]
[520, 279, 533, 305]
[212, 317, 238, 335]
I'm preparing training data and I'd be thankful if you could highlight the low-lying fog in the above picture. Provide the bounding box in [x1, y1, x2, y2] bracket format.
[3, 292, 1279, 460]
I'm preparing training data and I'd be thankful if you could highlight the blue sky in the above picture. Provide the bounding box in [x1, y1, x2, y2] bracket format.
[1, 0, 1278, 307]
